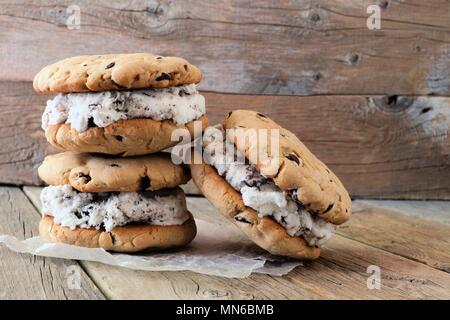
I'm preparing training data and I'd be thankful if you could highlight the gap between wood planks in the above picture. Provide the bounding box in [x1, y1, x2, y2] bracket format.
[20, 186, 450, 300]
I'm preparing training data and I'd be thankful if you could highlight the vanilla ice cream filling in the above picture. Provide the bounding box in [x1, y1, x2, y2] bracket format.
[40, 185, 190, 232]
[203, 125, 336, 247]
[42, 84, 206, 132]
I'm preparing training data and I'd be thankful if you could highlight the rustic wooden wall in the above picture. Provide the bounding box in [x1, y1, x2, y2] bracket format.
[0, 0, 449, 199]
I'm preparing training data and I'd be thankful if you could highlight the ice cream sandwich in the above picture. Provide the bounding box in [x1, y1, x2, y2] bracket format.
[190, 110, 352, 260]
[38, 152, 196, 252]
[34, 53, 208, 156]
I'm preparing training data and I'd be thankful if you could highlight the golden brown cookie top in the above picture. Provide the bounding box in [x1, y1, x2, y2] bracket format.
[33, 53, 202, 93]
[224, 110, 351, 225]
[38, 152, 190, 192]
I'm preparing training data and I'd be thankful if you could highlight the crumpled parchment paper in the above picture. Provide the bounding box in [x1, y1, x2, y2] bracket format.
[0, 217, 301, 278]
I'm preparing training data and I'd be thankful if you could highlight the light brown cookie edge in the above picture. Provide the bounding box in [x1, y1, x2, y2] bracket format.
[45, 115, 208, 156]
[39, 214, 197, 253]
[38, 152, 190, 192]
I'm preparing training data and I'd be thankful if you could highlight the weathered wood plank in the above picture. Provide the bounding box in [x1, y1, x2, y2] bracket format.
[355, 199, 450, 225]
[0, 187, 105, 299]
[339, 200, 450, 273]
[1, 0, 450, 95]
[24, 187, 450, 299]
[6, 83, 450, 199]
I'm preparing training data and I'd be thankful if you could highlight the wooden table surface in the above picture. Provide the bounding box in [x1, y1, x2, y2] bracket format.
[0, 185, 449, 300]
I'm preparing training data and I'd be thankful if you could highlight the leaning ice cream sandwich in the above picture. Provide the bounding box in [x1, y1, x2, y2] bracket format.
[38, 152, 196, 252]
[190, 110, 351, 260]
[34, 53, 208, 156]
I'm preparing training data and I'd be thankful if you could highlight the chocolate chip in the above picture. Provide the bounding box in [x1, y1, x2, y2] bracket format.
[323, 203, 334, 214]
[178, 89, 190, 97]
[227, 111, 233, 118]
[109, 232, 116, 244]
[105, 62, 115, 69]
[156, 56, 163, 60]
[286, 154, 300, 165]
[156, 73, 171, 81]
[110, 163, 120, 167]
[421, 107, 431, 114]
[139, 176, 151, 190]
[234, 215, 252, 225]
[257, 112, 267, 118]
[113, 97, 124, 105]
[77, 172, 91, 183]
[74, 210, 83, 219]
[114, 135, 123, 142]
[87, 117, 96, 128]
[184, 64, 188, 71]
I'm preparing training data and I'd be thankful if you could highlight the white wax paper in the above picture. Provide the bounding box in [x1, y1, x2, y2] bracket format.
[0, 217, 301, 278]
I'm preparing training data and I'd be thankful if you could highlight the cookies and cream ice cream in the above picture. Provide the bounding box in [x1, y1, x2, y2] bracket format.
[202, 125, 336, 247]
[42, 84, 205, 132]
[40, 185, 190, 232]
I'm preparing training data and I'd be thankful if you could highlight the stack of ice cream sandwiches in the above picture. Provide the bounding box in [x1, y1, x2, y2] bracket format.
[34, 53, 207, 252]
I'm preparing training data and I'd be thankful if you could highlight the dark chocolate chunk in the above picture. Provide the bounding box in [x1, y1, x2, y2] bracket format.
[87, 117, 96, 128]
[234, 214, 252, 225]
[77, 172, 91, 183]
[323, 203, 334, 214]
[105, 62, 115, 69]
[139, 176, 151, 190]
[114, 135, 123, 142]
[74, 210, 83, 219]
[156, 56, 163, 60]
[421, 107, 431, 114]
[257, 112, 267, 118]
[156, 73, 171, 81]
[110, 163, 120, 167]
[109, 232, 116, 244]
[286, 154, 300, 165]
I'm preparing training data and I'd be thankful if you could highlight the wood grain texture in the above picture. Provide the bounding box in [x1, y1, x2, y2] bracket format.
[0, 81, 55, 185]
[342, 200, 450, 273]
[1, 0, 450, 95]
[355, 199, 450, 225]
[5, 83, 449, 199]
[23, 187, 450, 299]
[0, 187, 105, 299]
